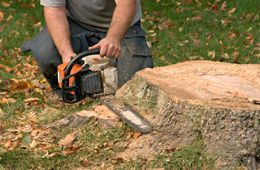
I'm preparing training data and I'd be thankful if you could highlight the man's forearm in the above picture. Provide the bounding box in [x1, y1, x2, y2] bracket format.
[44, 7, 75, 63]
[89, 0, 136, 58]
[107, 0, 136, 41]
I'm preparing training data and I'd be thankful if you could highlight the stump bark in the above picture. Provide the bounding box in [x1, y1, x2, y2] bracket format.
[116, 61, 260, 169]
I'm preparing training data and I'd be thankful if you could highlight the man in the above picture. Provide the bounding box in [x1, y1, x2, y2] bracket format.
[21, 0, 153, 95]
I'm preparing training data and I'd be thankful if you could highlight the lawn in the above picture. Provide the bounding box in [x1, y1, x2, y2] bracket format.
[0, 0, 259, 169]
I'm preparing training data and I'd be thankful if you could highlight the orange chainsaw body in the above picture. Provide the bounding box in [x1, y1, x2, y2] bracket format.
[57, 63, 82, 89]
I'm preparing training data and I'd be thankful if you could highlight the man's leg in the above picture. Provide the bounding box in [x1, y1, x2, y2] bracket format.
[21, 27, 62, 90]
[117, 24, 154, 87]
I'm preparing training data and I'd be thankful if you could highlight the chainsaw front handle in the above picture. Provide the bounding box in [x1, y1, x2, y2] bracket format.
[64, 49, 100, 77]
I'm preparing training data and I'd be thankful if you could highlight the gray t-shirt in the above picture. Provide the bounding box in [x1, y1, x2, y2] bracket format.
[40, 0, 142, 32]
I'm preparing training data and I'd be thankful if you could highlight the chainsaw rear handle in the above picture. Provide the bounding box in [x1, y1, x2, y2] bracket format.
[64, 49, 100, 77]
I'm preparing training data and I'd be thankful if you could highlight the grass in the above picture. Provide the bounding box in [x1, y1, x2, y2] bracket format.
[142, 0, 260, 66]
[0, 0, 259, 169]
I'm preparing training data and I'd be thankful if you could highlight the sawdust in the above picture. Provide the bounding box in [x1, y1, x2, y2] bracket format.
[94, 105, 119, 121]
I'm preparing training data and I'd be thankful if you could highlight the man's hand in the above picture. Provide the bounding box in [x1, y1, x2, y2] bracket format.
[90, 0, 136, 58]
[61, 51, 76, 63]
[89, 36, 121, 58]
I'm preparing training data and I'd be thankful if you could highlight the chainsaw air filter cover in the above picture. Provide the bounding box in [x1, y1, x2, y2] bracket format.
[80, 71, 103, 95]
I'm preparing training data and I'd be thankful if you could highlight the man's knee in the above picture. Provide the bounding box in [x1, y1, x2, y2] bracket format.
[32, 43, 61, 70]
[23, 27, 62, 73]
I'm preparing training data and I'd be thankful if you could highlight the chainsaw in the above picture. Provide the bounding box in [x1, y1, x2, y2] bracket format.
[58, 50, 117, 103]
[57, 50, 153, 133]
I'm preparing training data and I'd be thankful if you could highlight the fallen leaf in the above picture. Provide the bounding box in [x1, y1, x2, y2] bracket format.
[0, 64, 12, 73]
[81, 159, 92, 167]
[30, 139, 38, 148]
[256, 43, 260, 47]
[208, 51, 216, 59]
[220, 1, 227, 11]
[0, 108, 4, 116]
[62, 149, 74, 156]
[211, 3, 218, 13]
[0, 11, 4, 21]
[228, 32, 236, 39]
[24, 98, 40, 103]
[4, 141, 12, 149]
[192, 15, 203, 21]
[10, 79, 31, 91]
[0, 98, 16, 104]
[233, 50, 239, 63]
[221, 19, 231, 26]
[59, 132, 76, 146]
[1, 2, 11, 7]
[228, 7, 236, 14]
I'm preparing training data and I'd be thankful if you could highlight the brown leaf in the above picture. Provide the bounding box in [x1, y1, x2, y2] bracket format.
[58, 132, 76, 146]
[220, 1, 227, 11]
[62, 150, 74, 156]
[228, 7, 236, 14]
[233, 50, 239, 63]
[228, 32, 236, 39]
[0, 98, 16, 104]
[221, 19, 231, 26]
[0, 64, 12, 73]
[0, 11, 4, 21]
[81, 159, 92, 167]
[4, 140, 18, 150]
[192, 15, 203, 21]
[1, 2, 11, 7]
[246, 34, 254, 45]
[256, 42, 260, 47]
[24, 98, 40, 103]
[211, 4, 218, 11]
[10, 79, 31, 91]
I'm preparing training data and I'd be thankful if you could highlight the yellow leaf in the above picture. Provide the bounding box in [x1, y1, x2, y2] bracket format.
[30, 139, 38, 148]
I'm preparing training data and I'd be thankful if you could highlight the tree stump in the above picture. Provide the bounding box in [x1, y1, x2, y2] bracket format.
[116, 61, 260, 169]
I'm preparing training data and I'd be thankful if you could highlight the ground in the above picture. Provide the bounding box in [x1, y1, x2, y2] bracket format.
[0, 0, 259, 169]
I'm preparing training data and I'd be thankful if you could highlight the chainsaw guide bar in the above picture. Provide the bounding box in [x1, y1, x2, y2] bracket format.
[103, 99, 153, 134]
